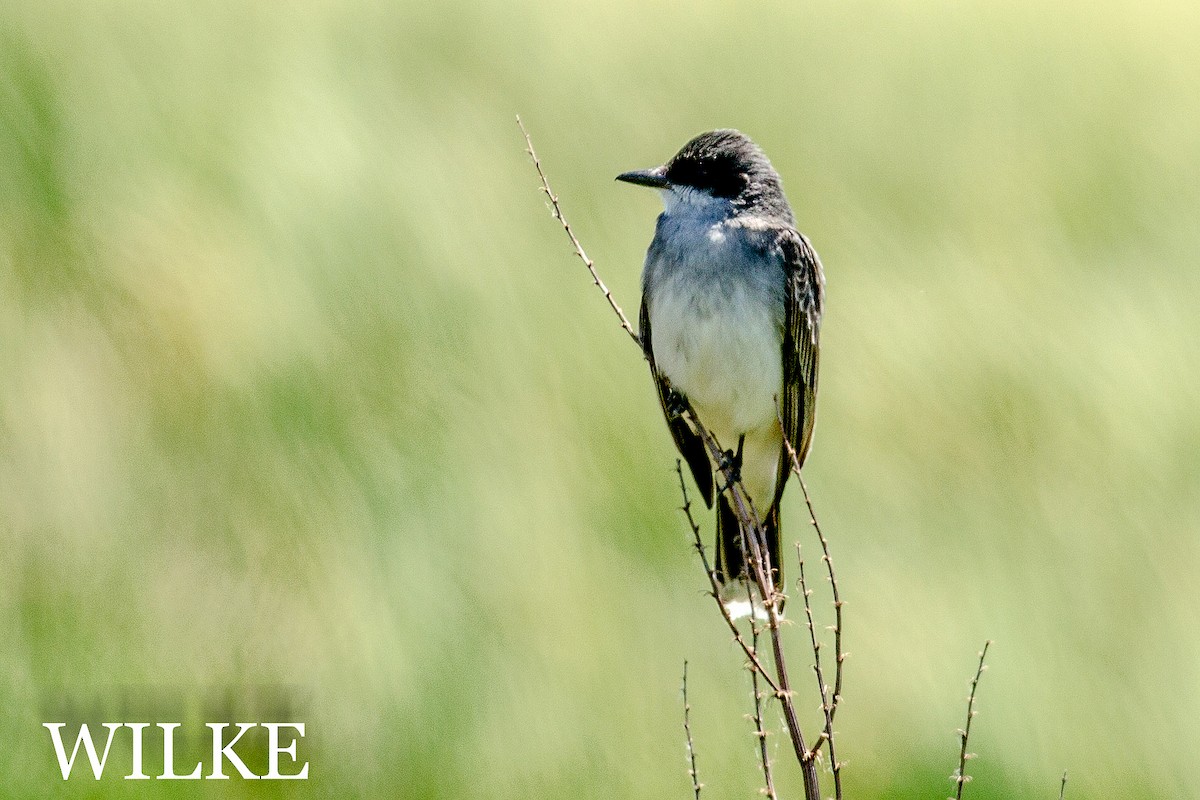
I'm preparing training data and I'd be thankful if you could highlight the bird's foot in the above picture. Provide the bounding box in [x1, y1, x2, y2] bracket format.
[665, 390, 689, 422]
[716, 437, 745, 488]
[717, 448, 742, 483]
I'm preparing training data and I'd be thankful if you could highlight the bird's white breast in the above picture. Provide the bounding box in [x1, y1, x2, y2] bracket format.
[648, 232, 783, 441]
[643, 190, 788, 507]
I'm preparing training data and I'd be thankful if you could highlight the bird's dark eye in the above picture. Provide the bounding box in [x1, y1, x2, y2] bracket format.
[670, 156, 746, 199]
[709, 169, 746, 199]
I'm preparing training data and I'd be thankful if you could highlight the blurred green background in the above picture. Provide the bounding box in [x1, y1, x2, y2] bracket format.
[2, 0, 1198, 797]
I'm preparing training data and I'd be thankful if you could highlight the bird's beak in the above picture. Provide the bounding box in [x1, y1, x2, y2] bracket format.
[616, 166, 670, 189]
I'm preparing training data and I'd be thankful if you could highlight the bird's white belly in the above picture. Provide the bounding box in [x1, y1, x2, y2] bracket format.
[651, 281, 784, 506]
[650, 282, 782, 444]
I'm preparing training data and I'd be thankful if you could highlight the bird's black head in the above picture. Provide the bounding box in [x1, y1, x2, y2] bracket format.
[617, 129, 792, 219]
[664, 130, 772, 199]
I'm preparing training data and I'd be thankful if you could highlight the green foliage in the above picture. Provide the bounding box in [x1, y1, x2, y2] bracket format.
[2, 0, 1198, 797]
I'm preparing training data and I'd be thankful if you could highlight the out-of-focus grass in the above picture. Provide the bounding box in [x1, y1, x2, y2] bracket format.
[2, 0, 1198, 797]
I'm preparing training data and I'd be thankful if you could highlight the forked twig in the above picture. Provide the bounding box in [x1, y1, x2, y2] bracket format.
[778, 415, 844, 800]
[676, 462, 780, 694]
[690, 420, 822, 800]
[779, 404, 846, 748]
[952, 641, 993, 800]
[680, 461, 778, 797]
[681, 662, 703, 800]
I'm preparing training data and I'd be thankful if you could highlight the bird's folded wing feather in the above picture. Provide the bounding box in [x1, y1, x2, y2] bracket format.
[775, 228, 825, 505]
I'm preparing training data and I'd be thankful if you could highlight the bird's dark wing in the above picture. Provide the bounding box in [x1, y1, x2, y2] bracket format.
[774, 228, 825, 506]
[639, 299, 714, 508]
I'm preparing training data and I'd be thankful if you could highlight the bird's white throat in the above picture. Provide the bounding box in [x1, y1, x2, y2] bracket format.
[658, 185, 729, 217]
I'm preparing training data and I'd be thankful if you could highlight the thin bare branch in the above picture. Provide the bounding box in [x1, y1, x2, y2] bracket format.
[778, 403, 846, 742]
[798, 473, 845, 728]
[747, 609, 777, 800]
[951, 641, 993, 800]
[689, 417, 822, 800]
[681, 662, 703, 800]
[517, 116, 641, 348]
[773, 403, 844, 798]
[796, 544, 842, 798]
[678, 459, 779, 799]
[1058, 770, 1068, 800]
[676, 462, 780, 694]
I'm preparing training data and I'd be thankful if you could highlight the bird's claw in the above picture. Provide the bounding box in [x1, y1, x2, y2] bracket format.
[665, 391, 689, 421]
[717, 447, 742, 485]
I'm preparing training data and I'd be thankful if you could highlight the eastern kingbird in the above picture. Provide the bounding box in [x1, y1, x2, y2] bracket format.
[617, 130, 825, 616]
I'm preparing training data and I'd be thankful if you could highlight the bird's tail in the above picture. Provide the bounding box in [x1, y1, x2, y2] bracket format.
[714, 495, 784, 620]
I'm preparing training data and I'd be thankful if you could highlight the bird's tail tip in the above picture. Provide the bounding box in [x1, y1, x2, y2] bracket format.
[719, 579, 782, 621]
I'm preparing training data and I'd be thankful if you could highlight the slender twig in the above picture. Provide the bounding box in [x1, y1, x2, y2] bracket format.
[1058, 770, 1068, 800]
[798, 473, 845, 731]
[690, 419, 822, 800]
[782, 435, 845, 785]
[778, 405, 846, 743]
[681, 662, 703, 800]
[678, 460, 777, 800]
[517, 116, 640, 348]
[952, 641, 993, 800]
[795, 544, 842, 798]
[772, 407, 843, 798]
[747, 606, 777, 800]
[676, 462, 780, 694]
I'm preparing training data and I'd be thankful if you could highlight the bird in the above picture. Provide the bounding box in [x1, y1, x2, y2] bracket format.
[617, 130, 825, 618]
